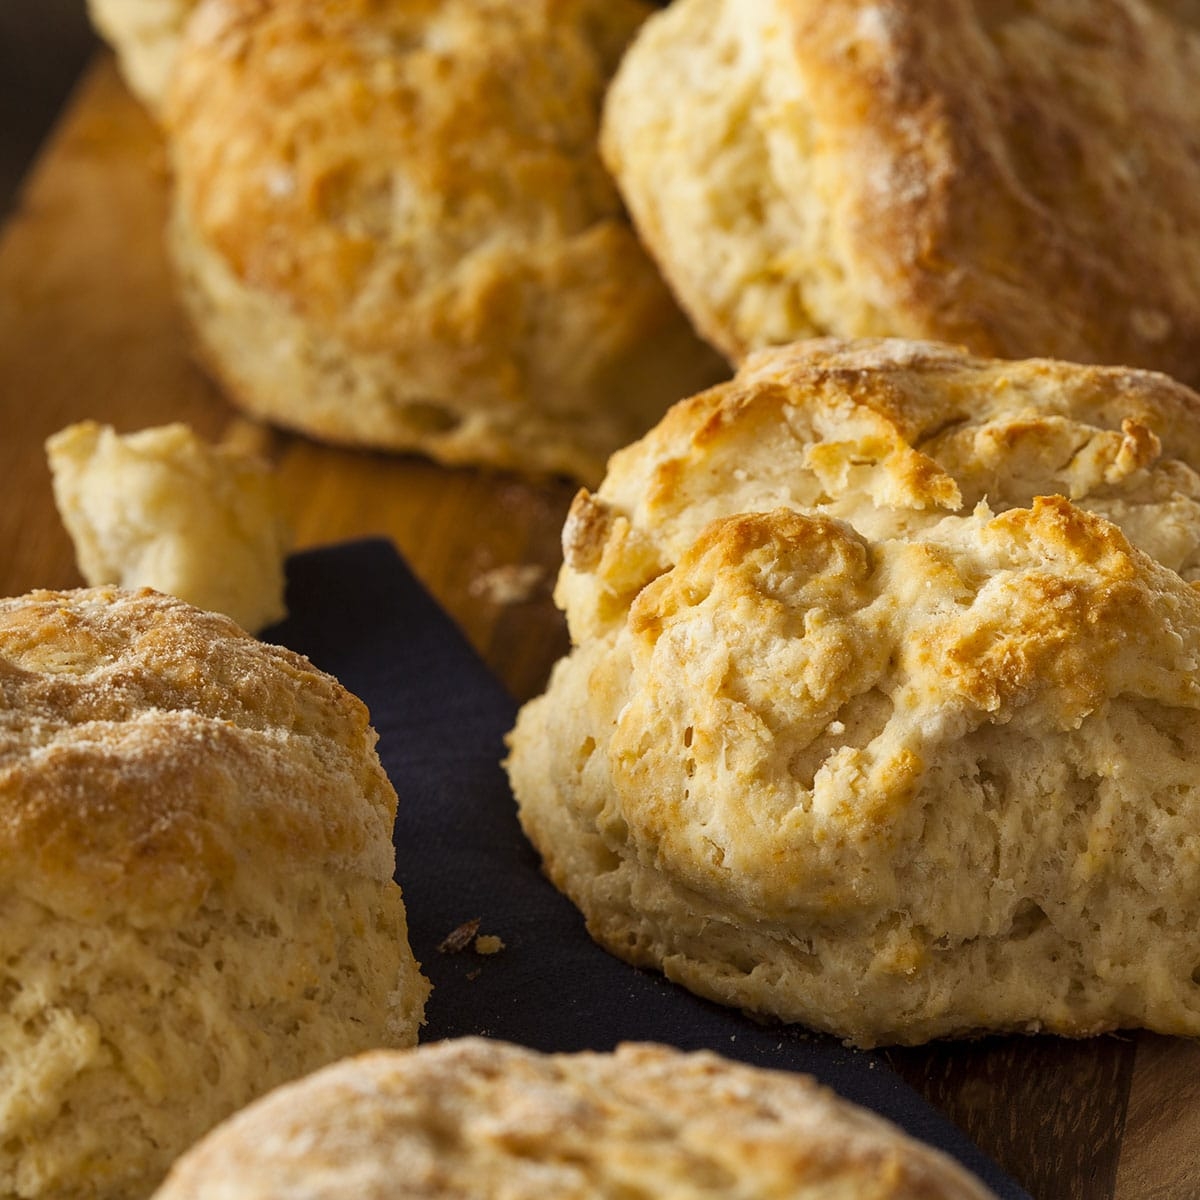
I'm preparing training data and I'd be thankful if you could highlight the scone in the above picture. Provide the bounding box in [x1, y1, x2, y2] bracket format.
[151, 1039, 998, 1199]
[601, 0, 1200, 385]
[46, 421, 290, 634]
[86, 0, 196, 112]
[0, 587, 430, 1200]
[507, 339, 1200, 1047]
[163, 0, 726, 484]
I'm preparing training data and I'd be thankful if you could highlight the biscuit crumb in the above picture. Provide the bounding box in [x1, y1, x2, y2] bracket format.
[437, 918, 481, 954]
[468, 564, 546, 606]
[473, 934, 505, 955]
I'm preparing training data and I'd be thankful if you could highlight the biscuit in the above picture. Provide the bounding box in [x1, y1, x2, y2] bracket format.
[0, 587, 429, 1199]
[151, 1038, 997, 1199]
[86, 0, 195, 112]
[46, 421, 290, 634]
[508, 339, 1200, 1046]
[601, 0, 1200, 385]
[163, 0, 726, 484]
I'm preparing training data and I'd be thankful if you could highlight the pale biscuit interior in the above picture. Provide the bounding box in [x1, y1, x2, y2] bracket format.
[46, 420, 290, 633]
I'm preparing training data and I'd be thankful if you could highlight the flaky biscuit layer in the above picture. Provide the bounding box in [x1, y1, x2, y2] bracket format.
[510, 340, 1200, 1046]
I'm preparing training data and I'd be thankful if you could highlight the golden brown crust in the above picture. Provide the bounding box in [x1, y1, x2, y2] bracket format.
[557, 338, 1200, 642]
[0, 586, 429, 1199]
[0, 587, 394, 925]
[152, 1039, 998, 1199]
[509, 340, 1200, 1046]
[603, 0, 1200, 383]
[164, 0, 726, 482]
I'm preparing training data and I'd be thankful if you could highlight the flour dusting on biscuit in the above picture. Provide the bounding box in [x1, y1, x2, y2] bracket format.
[0, 587, 429, 1199]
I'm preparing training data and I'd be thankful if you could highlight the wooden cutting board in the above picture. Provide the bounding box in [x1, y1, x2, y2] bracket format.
[2, 56, 1198, 1200]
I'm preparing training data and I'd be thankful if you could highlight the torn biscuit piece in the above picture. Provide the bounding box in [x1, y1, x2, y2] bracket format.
[47, 420, 290, 633]
[85, 0, 197, 113]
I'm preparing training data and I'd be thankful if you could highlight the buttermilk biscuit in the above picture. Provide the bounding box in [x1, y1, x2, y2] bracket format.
[601, 0, 1200, 384]
[507, 339, 1200, 1047]
[86, 0, 195, 112]
[0, 588, 429, 1200]
[46, 421, 290, 634]
[163, 0, 725, 484]
[152, 1039, 997, 1199]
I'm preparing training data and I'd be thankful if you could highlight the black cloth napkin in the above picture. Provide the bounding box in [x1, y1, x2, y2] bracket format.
[265, 538, 1030, 1200]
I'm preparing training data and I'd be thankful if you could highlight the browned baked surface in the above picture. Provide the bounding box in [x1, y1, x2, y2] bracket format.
[164, 0, 725, 482]
[153, 1039, 998, 1198]
[0, 587, 428, 1199]
[509, 339, 1200, 1047]
[603, 0, 1200, 383]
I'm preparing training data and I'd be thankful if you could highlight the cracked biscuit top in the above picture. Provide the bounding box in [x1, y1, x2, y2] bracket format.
[508, 340, 1200, 1046]
[0, 586, 397, 925]
[558, 338, 1200, 642]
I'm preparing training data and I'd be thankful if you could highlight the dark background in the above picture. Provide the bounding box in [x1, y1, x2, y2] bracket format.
[1, 0, 98, 217]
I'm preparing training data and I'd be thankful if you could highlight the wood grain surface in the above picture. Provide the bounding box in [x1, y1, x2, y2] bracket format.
[1, 56, 1195, 1200]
